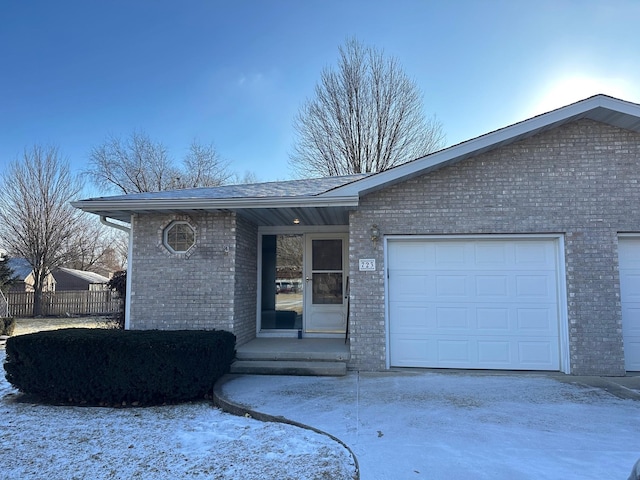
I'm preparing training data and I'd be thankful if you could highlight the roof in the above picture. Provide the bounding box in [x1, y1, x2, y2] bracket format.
[73, 94, 640, 226]
[54, 267, 109, 284]
[5, 258, 34, 281]
[73, 175, 367, 226]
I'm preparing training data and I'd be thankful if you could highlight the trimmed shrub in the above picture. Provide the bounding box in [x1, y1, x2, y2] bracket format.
[4, 328, 236, 406]
[0, 317, 15, 336]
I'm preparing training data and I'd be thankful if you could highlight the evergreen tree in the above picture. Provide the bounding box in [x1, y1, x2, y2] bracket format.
[0, 254, 18, 293]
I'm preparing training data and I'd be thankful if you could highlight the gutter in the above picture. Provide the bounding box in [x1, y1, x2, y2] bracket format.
[100, 216, 131, 234]
[73, 195, 360, 212]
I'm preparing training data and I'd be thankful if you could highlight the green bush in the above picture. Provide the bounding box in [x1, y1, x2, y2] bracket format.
[0, 317, 15, 336]
[4, 328, 236, 406]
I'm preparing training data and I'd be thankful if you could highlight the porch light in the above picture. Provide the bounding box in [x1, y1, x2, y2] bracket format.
[370, 224, 380, 244]
[293, 218, 300, 225]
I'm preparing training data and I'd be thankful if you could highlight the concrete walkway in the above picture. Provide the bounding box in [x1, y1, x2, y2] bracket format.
[217, 370, 640, 480]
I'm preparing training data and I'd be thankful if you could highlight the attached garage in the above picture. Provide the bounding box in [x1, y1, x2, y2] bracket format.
[387, 236, 567, 371]
[617, 237, 640, 372]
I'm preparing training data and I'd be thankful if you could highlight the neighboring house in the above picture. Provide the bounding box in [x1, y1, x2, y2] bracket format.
[52, 267, 109, 291]
[6, 258, 56, 293]
[73, 94, 640, 376]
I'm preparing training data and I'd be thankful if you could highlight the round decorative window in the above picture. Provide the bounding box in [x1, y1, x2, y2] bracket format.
[163, 221, 195, 254]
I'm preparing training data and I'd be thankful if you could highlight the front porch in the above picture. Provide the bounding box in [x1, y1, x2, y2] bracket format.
[231, 338, 350, 376]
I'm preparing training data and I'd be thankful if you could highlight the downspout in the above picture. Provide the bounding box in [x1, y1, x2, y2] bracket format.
[100, 216, 131, 234]
[100, 216, 132, 329]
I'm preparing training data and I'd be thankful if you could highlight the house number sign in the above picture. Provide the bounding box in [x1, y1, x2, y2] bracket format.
[359, 259, 376, 271]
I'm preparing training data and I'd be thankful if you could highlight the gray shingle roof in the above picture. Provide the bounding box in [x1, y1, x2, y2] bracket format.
[83, 174, 368, 202]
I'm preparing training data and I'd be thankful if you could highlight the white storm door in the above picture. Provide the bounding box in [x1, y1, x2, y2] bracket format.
[304, 234, 347, 333]
[618, 237, 640, 371]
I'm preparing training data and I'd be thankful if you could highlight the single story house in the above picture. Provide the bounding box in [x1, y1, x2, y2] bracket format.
[6, 258, 56, 293]
[52, 267, 109, 291]
[73, 94, 640, 376]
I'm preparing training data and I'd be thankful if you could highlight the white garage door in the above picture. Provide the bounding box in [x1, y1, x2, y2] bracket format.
[388, 237, 562, 370]
[617, 237, 640, 371]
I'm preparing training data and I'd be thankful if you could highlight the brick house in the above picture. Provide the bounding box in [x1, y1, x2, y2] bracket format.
[74, 94, 640, 375]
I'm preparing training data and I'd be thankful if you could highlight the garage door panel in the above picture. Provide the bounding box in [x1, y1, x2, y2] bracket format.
[436, 307, 469, 329]
[389, 238, 561, 371]
[391, 302, 557, 335]
[434, 244, 467, 265]
[392, 334, 558, 369]
[476, 308, 510, 330]
[625, 342, 640, 371]
[620, 274, 640, 302]
[389, 272, 431, 299]
[389, 304, 433, 334]
[435, 275, 468, 297]
[515, 274, 555, 299]
[476, 275, 509, 297]
[519, 341, 555, 366]
[515, 242, 555, 267]
[618, 238, 640, 371]
[622, 307, 640, 335]
[388, 243, 433, 269]
[437, 339, 471, 363]
[390, 336, 434, 367]
[517, 307, 555, 331]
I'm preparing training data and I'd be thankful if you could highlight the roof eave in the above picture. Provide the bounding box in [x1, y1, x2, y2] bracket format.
[71, 194, 360, 214]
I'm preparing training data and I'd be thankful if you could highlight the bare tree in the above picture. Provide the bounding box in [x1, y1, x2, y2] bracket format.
[290, 38, 445, 177]
[0, 145, 83, 315]
[86, 131, 231, 194]
[61, 215, 127, 275]
[177, 140, 232, 188]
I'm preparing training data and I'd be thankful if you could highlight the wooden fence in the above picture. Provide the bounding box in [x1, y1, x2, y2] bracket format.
[7, 290, 120, 317]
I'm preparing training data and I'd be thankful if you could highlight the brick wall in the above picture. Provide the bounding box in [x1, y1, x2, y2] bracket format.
[129, 212, 236, 331]
[233, 215, 258, 346]
[349, 119, 640, 375]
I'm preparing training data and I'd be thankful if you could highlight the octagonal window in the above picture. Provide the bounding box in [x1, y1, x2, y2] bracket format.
[164, 221, 195, 254]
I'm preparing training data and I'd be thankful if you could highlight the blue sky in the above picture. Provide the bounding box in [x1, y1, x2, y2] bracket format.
[1, 0, 640, 192]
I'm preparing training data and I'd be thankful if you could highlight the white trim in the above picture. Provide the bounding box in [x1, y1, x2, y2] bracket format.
[72, 194, 359, 212]
[384, 233, 570, 373]
[162, 220, 196, 254]
[124, 215, 134, 330]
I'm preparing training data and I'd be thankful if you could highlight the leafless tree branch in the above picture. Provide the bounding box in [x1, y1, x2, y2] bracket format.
[290, 38, 445, 177]
[0, 145, 83, 315]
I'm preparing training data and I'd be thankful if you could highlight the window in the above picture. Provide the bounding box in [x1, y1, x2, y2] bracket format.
[163, 221, 195, 253]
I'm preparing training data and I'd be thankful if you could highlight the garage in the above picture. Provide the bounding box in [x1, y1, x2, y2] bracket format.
[387, 237, 564, 370]
[617, 237, 640, 371]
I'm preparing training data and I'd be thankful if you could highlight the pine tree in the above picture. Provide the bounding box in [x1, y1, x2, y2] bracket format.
[0, 254, 18, 293]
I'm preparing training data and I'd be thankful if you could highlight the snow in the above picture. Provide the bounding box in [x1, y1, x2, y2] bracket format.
[221, 371, 640, 480]
[3, 338, 640, 479]
[0, 350, 356, 479]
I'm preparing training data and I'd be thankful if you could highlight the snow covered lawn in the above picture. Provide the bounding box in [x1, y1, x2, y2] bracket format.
[0, 351, 356, 479]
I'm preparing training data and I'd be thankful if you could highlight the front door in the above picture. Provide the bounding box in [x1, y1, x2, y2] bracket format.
[304, 234, 348, 333]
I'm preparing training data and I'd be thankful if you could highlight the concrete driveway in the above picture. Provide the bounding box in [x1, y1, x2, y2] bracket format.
[217, 371, 640, 480]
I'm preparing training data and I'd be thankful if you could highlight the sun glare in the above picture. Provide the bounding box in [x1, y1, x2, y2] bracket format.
[528, 75, 635, 116]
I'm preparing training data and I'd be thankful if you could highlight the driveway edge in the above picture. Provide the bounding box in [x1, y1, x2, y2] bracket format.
[213, 374, 360, 480]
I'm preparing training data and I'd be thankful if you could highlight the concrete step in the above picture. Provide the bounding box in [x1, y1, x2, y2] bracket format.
[230, 359, 347, 376]
[235, 349, 349, 362]
[235, 338, 350, 363]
